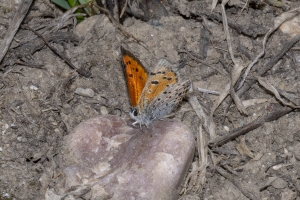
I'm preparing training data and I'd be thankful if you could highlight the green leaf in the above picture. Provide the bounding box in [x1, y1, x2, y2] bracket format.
[78, 0, 88, 4]
[78, 0, 91, 15]
[51, 0, 71, 10]
[266, 0, 283, 7]
[68, 0, 78, 7]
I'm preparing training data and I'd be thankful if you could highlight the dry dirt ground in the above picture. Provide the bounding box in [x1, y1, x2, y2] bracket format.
[1, 0, 300, 199]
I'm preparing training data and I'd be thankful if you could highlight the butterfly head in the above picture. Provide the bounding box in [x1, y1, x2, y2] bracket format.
[129, 107, 153, 128]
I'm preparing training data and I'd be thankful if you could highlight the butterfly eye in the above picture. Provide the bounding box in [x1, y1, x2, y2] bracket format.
[132, 109, 138, 116]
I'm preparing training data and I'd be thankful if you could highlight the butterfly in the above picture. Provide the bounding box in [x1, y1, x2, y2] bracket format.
[121, 47, 190, 127]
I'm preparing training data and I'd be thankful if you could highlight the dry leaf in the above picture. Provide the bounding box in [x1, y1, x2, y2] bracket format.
[236, 136, 254, 158]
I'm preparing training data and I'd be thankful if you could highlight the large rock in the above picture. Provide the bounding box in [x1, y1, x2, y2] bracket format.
[60, 115, 195, 200]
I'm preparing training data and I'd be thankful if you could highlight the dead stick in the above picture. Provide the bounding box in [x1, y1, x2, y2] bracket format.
[214, 35, 300, 142]
[237, 34, 300, 97]
[216, 166, 260, 200]
[25, 26, 91, 77]
[0, 0, 34, 63]
[92, 3, 144, 44]
[209, 105, 294, 147]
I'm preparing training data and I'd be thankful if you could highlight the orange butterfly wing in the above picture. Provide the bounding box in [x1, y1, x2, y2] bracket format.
[143, 67, 177, 104]
[121, 47, 148, 107]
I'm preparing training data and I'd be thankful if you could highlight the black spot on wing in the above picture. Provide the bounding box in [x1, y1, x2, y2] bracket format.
[151, 81, 159, 85]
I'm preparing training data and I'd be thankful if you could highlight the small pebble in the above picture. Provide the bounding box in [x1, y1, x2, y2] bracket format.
[224, 126, 229, 132]
[271, 177, 287, 189]
[100, 106, 108, 115]
[29, 85, 38, 90]
[52, 122, 58, 126]
[74, 88, 95, 98]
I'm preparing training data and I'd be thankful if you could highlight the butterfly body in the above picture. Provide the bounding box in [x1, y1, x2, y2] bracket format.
[121, 47, 190, 127]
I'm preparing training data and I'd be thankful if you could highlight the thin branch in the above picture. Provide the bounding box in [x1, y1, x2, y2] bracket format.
[25, 26, 91, 77]
[216, 166, 260, 200]
[0, 0, 34, 63]
[209, 105, 294, 147]
[237, 8, 300, 90]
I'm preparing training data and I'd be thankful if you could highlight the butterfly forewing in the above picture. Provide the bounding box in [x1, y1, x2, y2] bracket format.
[121, 47, 148, 107]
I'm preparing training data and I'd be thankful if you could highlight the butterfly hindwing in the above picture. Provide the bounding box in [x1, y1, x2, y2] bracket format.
[148, 80, 190, 119]
[139, 59, 178, 108]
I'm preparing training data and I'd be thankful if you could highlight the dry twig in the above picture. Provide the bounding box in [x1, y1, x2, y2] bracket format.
[120, 0, 129, 18]
[256, 76, 300, 109]
[181, 126, 208, 193]
[25, 26, 91, 77]
[237, 8, 300, 90]
[92, 2, 144, 45]
[209, 104, 294, 147]
[189, 96, 216, 139]
[216, 166, 260, 200]
[220, 0, 247, 115]
[0, 0, 33, 63]
[237, 34, 300, 98]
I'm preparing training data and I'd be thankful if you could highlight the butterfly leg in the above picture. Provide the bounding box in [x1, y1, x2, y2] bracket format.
[132, 120, 147, 130]
[132, 121, 138, 127]
[132, 121, 143, 129]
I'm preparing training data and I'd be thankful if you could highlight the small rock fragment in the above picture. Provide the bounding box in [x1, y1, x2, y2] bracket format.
[60, 115, 195, 200]
[292, 142, 300, 159]
[29, 85, 38, 90]
[74, 88, 95, 98]
[271, 177, 287, 189]
[281, 190, 297, 200]
[277, 15, 300, 37]
[263, 177, 288, 190]
[100, 106, 108, 115]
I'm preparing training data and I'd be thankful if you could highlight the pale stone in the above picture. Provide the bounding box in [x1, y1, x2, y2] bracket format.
[100, 106, 109, 115]
[60, 115, 195, 200]
[74, 87, 95, 98]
